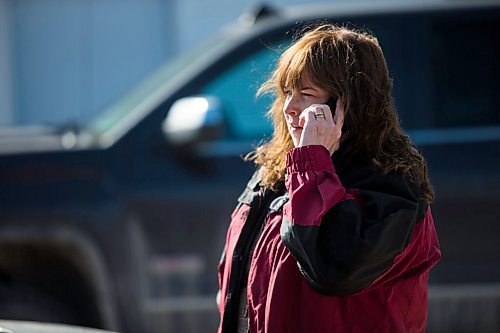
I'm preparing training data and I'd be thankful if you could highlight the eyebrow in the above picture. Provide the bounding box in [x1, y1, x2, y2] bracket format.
[300, 86, 319, 91]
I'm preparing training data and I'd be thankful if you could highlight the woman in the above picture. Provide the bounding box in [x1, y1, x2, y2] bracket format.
[217, 24, 440, 333]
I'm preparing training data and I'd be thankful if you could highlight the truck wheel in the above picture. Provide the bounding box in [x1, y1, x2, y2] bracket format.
[0, 284, 79, 325]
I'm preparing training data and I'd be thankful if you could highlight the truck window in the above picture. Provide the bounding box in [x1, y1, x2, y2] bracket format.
[201, 46, 285, 140]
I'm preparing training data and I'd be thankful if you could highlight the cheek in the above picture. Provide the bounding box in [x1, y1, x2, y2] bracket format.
[300, 103, 310, 113]
[298, 99, 315, 113]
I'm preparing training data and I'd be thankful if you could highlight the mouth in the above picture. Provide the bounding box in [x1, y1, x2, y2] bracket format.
[290, 123, 303, 130]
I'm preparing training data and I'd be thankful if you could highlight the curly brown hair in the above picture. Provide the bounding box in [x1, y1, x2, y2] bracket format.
[246, 24, 434, 203]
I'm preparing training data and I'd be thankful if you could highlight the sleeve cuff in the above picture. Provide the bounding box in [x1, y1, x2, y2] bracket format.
[286, 145, 335, 174]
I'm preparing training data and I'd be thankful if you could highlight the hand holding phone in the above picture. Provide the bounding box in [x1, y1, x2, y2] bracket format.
[298, 98, 344, 155]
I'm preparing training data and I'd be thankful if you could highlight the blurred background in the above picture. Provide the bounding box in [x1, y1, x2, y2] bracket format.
[0, 0, 321, 127]
[1, 0, 499, 332]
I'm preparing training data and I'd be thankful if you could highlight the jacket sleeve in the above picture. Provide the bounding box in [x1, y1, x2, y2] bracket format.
[280, 145, 425, 296]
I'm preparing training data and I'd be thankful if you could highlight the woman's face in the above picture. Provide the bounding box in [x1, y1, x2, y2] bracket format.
[282, 77, 330, 147]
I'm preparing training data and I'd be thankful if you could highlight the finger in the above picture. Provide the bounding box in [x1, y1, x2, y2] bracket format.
[309, 104, 329, 122]
[301, 107, 317, 126]
[297, 109, 319, 147]
[321, 102, 334, 124]
[298, 108, 308, 127]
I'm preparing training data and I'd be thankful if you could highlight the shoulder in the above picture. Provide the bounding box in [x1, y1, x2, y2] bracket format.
[335, 154, 420, 203]
[333, 153, 427, 222]
[237, 168, 262, 205]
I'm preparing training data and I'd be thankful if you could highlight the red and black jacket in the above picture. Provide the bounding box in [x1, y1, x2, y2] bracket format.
[218, 145, 441, 333]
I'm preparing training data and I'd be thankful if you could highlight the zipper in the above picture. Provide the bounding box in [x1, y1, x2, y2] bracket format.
[222, 187, 277, 332]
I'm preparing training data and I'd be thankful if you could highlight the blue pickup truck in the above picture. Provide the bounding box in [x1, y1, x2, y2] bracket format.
[1, 2, 499, 333]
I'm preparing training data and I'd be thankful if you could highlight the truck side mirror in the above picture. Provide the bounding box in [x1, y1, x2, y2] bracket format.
[162, 96, 225, 149]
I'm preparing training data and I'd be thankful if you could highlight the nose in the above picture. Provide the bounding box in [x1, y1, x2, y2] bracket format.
[283, 93, 300, 116]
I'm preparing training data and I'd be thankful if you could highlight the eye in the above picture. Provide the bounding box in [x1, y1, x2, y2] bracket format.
[300, 88, 317, 98]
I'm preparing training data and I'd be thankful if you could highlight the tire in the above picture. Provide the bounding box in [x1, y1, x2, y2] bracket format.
[0, 283, 79, 325]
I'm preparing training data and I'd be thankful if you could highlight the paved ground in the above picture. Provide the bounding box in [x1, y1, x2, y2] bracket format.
[427, 283, 500, 333]
[0, 321, 118, 333]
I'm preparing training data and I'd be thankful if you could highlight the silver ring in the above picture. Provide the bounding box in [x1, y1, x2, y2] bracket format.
[314, 112, 326, 119]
